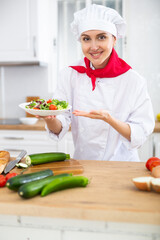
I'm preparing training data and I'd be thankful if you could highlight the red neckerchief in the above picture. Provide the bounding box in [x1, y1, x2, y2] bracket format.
[70, 48, 131, 91]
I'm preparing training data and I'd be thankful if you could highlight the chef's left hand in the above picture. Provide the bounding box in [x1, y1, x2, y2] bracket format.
[72, 109, 111, 122]
[73, 109, 131, 141]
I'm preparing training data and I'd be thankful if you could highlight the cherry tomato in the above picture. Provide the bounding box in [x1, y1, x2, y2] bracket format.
[146, 157, 160, 171]
[0, 175, 7, 187]
[47, 99, 52, 103]
[6, 172, 18, 181]
[49, 104, 57, 110]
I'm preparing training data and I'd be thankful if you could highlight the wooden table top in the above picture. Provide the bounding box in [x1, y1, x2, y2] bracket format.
[0, 160, 160, 224]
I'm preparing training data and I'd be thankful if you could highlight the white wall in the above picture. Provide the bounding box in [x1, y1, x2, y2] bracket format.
[124, 0, 160, 118]
[3, 66, 52, 118]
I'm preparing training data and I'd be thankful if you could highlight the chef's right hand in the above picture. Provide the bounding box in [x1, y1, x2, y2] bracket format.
[36, 115, 62, 135]
[36, 115, 56, 122]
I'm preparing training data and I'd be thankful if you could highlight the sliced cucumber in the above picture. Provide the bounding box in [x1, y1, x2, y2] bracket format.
[16, 163, 28, 168]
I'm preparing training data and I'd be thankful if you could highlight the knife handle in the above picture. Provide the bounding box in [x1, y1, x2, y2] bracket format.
[17, 150, 27, 160]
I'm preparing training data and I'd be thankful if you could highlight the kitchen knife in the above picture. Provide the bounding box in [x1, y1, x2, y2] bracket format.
[4, 150, 27, 174]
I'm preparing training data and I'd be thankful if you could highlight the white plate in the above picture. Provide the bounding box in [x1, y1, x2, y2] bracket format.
[19, 102, 72, 116]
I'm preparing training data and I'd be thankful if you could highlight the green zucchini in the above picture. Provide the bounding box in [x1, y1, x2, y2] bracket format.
[6, 169, 53, 191]
[25, 152, 70, 166]
[41, 176, 89, 197]
[18, 173, 72, 199]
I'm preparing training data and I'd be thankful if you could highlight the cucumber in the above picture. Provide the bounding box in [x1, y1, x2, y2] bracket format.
[6, 169, 53, 191]
[16, 163, 28, 168]
[26, 152, 70, 166]
[41, 176, 89, 197]
[18, 173, 72, 199]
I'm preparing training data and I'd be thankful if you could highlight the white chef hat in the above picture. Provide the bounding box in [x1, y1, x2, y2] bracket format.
[71, 4, 126, 40]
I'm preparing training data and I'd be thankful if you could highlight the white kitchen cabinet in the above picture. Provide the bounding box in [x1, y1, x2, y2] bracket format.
[138, 133, 160, 162]
[152, 133, 160, 158]
[0, 0, 56, 63]
[138, 134, 154, 162]
[0, 130, 74, 158]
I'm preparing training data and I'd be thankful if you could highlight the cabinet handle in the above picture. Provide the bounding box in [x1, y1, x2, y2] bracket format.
[33, 36, 37, 57]
[53, 38, 56, 47]
[153, 139, 156, 157]
[3, 137, 24, 140]
[3, 148, 25, 152]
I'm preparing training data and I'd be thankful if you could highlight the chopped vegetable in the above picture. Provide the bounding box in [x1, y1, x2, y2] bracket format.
[49, 104, 57, 110]
[25, 98, 69, 111]
[16, 163, 28, 169]
[151, 178, 160, 193]
[132, 176, 154, 191]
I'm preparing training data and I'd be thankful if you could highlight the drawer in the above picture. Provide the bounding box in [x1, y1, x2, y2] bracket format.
[0, 130, 74, 158]
[0, 130, 51, 141]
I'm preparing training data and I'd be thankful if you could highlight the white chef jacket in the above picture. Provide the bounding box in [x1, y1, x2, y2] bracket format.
[46, 59, 155, 161]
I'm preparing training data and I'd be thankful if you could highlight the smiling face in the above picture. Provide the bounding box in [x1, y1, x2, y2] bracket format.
[80, 30, 116, 69]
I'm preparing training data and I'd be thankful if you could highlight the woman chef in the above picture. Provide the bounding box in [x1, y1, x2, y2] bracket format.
[43, 4, 155, 161]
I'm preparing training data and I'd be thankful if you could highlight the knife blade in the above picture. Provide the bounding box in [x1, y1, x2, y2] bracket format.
[4, 150, 27, 174]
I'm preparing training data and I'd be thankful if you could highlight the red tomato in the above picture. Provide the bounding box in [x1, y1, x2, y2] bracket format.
[0, 175, 7, 187]
[49, 104, 57, 110]
[47, 99, 52, 103]
[150, 161, 160, 171]
[6, 173, 18, 181]
[146, 157, 160, 171]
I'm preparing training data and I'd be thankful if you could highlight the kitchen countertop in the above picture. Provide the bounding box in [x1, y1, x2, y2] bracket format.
[0, 119, 46, 131]
[0, 119, 160, 132]
[0, 160, 160, 225]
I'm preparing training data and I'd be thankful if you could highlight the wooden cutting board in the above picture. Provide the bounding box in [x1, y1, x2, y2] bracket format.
[10, 158, 84, 175]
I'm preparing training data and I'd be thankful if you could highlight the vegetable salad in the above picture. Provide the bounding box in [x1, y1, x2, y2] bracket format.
[25, 99, 69, 111]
